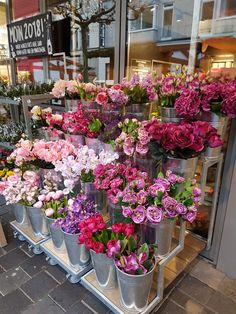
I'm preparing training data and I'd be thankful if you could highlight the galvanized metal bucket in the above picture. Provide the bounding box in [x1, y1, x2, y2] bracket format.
[81, 182, 107, 214]
[26, 206, 49, 237]
[37, 128, 64, 141]
[162, 156, 198, 180]
[90, 250, 117, 289]
[12, 203, 29, 226]
[46, 217, 64, 250]
[135, 155, 160, 181]
[160, 107, 182, 123]
[199, 112, 227, 159]
[108, 200, 125, 224]
[64, 134, 84, 148]
[126, 103, 151, 121]
[142, 219, 176, 258]
[85, 137, 103, 155]
[63, 231, 90, 268]
[65, 99, 79, 112]
[116, 260, 156, 312]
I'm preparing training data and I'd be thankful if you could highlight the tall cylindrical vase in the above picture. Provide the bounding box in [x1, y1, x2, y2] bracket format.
[46, 217, 64, 250]
[26, 206, 49, 237]
[126, 103, 151, 121]
[63, 231, 90, 268]
[160, 107, 183, 123]
[116, 261, 156, 312]
[162, 156, 198, 180]
[81, 182, 107, 214]
[135, 155, 160, 181]
[107, 200, 125, 224]
[90, 250, 117, 289]
[199, 111, 227, 158]
[142, 219, 176, 257]
[12, 203, 28, 225]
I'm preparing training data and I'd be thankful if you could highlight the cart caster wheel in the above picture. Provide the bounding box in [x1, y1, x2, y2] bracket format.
[33, 246, 42, 255]
[67, 274, 80, 284]
[46, 256, 57, 266]
[18, 234, 25, 241]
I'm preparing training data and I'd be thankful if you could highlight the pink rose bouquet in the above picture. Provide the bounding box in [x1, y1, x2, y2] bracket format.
[120, 171, 200, 224]
[145, 119, 223, 160]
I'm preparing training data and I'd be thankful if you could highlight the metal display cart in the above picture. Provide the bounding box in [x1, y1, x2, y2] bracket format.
[40, 238, 92, 283]
[10, 220, 48, 255]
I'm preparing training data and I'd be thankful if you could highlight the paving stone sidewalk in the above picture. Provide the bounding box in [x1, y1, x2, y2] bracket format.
[1, 205, 236, 314]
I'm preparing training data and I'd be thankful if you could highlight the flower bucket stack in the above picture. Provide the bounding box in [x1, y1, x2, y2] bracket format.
[1, 71, 235, 312]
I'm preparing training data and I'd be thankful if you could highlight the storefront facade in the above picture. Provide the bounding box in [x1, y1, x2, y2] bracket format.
[1, 0, 236, 277]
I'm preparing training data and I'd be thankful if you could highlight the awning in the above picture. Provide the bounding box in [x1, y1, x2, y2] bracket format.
[201, 36, 236, 53]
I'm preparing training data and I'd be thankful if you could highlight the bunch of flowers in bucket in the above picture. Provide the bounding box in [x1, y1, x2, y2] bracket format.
[0, 169, 40, 206]
[8, 138, 76, 168]
[53, 194, 97, 234]
[95, 84, 129, 109]
[121, 73, 157, 104]
[53, 145, 119, 192]
[119, 171, 200, 224]
[93, 162, 149, 204]
[144, 119, 223, 160]
[33, 190, 70, 219]
[115, 118, 150, 156]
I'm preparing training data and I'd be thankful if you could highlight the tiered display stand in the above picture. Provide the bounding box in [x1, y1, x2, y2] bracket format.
[10, 220, 48, 255]
[40, 239, 92, 283]
[81, 220, 188, 314]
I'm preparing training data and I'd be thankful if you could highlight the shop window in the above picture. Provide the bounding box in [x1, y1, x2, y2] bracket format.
[162, 4, 173, 39]
[130, 6, 154, 31]
[201, 1, 214, 21]
[219, 0, 236, 17]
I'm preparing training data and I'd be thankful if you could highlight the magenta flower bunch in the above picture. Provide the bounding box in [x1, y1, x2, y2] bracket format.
[78, 213, 135, 254]
[95, 84, 129, 109]
[115, 118, 150, 156]
[120, 171, 200, 224]
[145, 119, 223, 159]
[121, 73, 157, 104]
[93, 162, 149, 204]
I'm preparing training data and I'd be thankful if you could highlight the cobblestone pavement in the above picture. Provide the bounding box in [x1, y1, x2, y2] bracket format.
[1, 204, 236, 314]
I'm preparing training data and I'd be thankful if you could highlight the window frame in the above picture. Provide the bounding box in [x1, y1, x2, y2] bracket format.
[161, 3, 173, 40]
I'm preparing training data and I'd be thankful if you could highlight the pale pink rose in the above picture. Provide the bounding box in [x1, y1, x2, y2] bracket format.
[95, 92, 108, 106]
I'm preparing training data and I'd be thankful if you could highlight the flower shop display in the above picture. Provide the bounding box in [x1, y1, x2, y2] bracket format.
[78, 213, 135, 289]
[118, 171, 200, 256]
[53, 194, 97, 268]
[34, 190, 70, 250]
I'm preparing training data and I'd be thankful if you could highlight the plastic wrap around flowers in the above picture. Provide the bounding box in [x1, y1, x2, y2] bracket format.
[53, 145, 119, 193]
[119, 171, 200, 224]
[52, 194, 97, 234]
